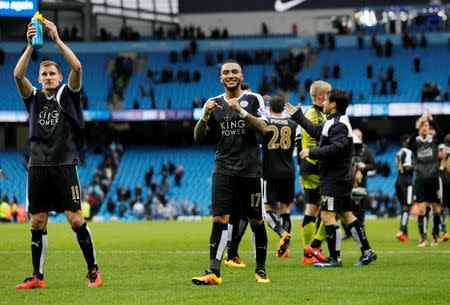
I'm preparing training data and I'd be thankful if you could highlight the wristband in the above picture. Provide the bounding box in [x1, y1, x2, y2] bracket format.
[201, 114, 210, 122]
[239, 109, 248, 119]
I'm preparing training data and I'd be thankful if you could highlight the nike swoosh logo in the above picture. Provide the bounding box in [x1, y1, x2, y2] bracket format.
[274, 0, 307, 12]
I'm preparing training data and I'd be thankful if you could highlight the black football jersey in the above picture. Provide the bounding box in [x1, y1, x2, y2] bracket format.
[262, 115, 298, 179]
[206, 91, 267, 177]
[413, 135, 439, 179]
[24, 86, 79, 166]
[396, 147, 413, 178]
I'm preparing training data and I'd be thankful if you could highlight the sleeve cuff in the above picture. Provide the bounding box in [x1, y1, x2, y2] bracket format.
[67, 83, 82, 93]
[309, 148, 319, 159]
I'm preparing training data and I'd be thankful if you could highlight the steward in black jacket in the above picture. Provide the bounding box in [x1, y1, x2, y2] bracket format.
[285, 89, 377, 268]
[291, 101, 354, 197]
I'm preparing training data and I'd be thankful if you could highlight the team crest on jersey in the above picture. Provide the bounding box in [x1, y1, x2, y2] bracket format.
[239, 100, 248, 108]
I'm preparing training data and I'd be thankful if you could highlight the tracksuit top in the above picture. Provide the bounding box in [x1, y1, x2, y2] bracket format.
[291, 110, 354, 197]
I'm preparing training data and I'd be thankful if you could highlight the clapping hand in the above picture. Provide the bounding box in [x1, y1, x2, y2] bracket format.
[285, 103, 301, 116]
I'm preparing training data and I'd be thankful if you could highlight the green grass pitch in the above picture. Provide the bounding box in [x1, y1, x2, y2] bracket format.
[1, 218, 449, 305]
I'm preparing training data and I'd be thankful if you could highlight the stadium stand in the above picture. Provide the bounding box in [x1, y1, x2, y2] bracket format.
[1, 38, 448, 111]
[0, 151, 103, 212]
[0, 142, 404, 221]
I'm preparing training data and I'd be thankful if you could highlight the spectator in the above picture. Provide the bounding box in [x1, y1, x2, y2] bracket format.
[0, 48, 5, 65]
[191, 203, 200, 216]
[10, 195, 18, 223]
[390, 77, 398, 94]
[370, 33, 377, 49]
[387, 66, 395, 82]
[183, 70, 190, 83]
[371, 77, 379, 95]
[332, 64, 340, 79]
[216, 51, 224, 63]
[205, 50, 214, 66]
[421, 82, 441, 102]
[162, 174, 170, 193]
[193, 70, 201, 82]
[366, 64, 373, 79]
[150, 181, 158, 193]
[144, 196, 153, 220]
[375, 137, 387, 155]
[17, 204, 27, 223]
[181, 198, 190, 215]
[402, 32, 411, 48]
[222, 28, 229, 39]
[175, 165, 184, 187]
[181, 47, 190, 62]
[192, 97, 201, 108]
[99, 27, 110, 41]
[420, 34, 428, 48]
[262, 22, 269, 36]
[63, 27, 70, 41]
[380, 77, 388, 95]
[132, 197, 145, 219]
[327, 34, 336, 50]
[357, 34, 364, 49]
[322, 63, 330, 79]
[133, 99, 140, 109]
[118, 201, 127, 217]
[145, 167, 154, 187]
[176, 69, 184, 83]
[166, 162, 174, 175]
[299, 88, 306, 102]
[190, 39, 198, 54]
[70, 25, 79, 41]
[124, 187, 131, 201]
[304, 78, 312, 92]
[169, 50, 178, 63]
[384, 39, 393, 57]
[414, 56, 421, 73]
[291, 23, 297, 35]
[107, 198, 115, 214]
[375, 42, 383, 57]
[317, 33, 326, 49]
[359, 92, 364, 101]
[0, 196, 10, 222]
[135, 183, 142, 198]
[410, 35, 417, 48]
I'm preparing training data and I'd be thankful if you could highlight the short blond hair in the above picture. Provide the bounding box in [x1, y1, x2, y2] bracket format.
[39, 60, 61, 74]
[309, 80, 332, 101]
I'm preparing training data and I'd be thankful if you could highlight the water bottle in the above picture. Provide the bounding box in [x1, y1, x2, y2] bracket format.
[31, 19, 43, 49]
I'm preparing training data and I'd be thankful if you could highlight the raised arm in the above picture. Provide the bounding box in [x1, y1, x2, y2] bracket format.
[43, 19, 82, 91]
[285, 103, 323, 140]
[13, 24, 34, 98]
[428, 111, 444, 142]
[194, 100, 217, 143]
[408, 117, 424, 151]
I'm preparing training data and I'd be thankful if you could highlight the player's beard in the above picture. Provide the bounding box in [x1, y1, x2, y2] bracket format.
[224, 79, 241, 92]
